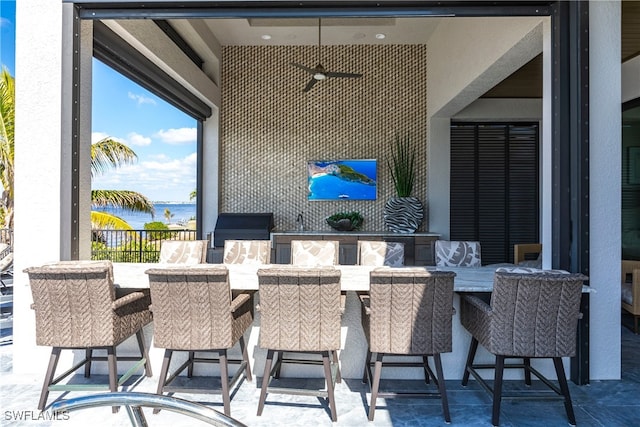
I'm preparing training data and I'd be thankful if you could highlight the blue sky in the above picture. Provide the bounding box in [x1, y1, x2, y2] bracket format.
[1, 1, 197, 202]
[0, 1, 15, 76]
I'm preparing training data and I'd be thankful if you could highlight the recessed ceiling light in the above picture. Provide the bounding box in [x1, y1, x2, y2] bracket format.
[261, 34, 272, 40]
[375, 33, 386, 40]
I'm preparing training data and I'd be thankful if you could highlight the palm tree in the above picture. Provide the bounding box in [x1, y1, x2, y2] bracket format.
[91, 137, 155, 229]
[163, 207, 174, 223]
[0, 67, 15, 229]
[1, 70, 153, 231]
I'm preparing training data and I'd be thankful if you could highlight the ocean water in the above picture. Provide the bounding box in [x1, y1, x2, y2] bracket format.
[308, 160, 377, 200]
[96, 203, 196, 229]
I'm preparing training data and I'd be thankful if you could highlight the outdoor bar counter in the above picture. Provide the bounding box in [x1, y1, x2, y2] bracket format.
[112, 263, 589, 382]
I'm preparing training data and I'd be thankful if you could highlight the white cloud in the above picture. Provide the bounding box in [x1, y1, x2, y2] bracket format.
[127, 132, 152, 147]
[91, 132, 128, 145]
[149, 153, 171, 161]
[155, 128, 197, 145]
[92, 152, 197, 202]
[91, 132, 110, 143]
[128, 91, 157, 106]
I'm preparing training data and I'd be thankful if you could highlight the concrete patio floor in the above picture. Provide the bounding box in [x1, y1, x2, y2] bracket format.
[1, 321, 639, 427]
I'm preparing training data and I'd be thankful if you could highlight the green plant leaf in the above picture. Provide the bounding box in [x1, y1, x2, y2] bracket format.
[387, 132, 415, 197]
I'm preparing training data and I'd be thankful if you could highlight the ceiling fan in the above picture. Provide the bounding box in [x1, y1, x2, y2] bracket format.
[290, 18, 363, 92]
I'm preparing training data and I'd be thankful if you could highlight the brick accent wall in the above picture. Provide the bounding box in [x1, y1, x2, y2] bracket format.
[221, 44, 427, 231]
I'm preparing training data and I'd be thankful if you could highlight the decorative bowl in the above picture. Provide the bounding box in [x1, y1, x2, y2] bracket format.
[326, 212, 363, 231]
[326, 218, 356, 231]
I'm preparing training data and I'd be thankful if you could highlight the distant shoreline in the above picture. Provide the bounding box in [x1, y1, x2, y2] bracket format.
[96, 202, 196, 230]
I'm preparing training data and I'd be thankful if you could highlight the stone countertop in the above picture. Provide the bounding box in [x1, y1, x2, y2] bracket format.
[114, 263, 492, 292]
[271, 230, 440, 237]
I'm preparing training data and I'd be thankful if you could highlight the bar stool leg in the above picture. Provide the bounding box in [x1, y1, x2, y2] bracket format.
[274, 351, 283, 379]
[322, 351, 338, 422]
[362, 350, 371, 384]
[423, 355, 431, 384]
[107, 346, 119, 413]
[38, 347, 61, 410]
[553, 357, 576, 426]
[433, 353, 451, 423]
[84, 349, 93, 378]
[257, 349, 274, 416]
[136, 329, 152, 377]
[187, 351, 195, 378]
[523, 357, 532, 386]
[154, 349, 172, 415]
[368, 352, 384, 421]
[491, 355, 505, 427]
[462, 337, 479, 386]
[219, 349, 231, 416]
[239, 335, 252, 382]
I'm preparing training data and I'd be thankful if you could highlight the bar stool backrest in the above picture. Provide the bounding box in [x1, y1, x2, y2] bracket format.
[290, 240, 339, 266]
[257, 267, 341, 351]
[487, 271, 587, 357]
[24, 261, 139, 348]
[366, 268, 455, 354]
[357, 241, 405, 267]
[146, 265, 251, 350]
[223, 240, 271, 264]
[159, 240, 208, 264]
[435, 240, 481, 267]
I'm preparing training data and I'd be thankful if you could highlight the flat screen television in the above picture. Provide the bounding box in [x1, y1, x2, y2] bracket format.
[307, 159, 377, 201]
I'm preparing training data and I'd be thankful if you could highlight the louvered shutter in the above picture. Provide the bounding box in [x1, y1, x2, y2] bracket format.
[450, 123, 539, 265]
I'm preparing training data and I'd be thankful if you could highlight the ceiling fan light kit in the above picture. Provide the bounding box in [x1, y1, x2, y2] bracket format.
[291, 18, 363, 92]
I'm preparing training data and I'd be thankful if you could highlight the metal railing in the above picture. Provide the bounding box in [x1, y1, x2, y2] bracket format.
[51, 392, 247, 427]
[92, 229, 198, 263]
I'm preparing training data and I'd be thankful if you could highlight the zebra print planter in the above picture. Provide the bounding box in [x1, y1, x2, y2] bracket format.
[383, 196, 424, 233]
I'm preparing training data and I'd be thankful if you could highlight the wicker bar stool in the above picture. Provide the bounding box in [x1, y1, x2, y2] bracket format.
[435, 240, 482, 267]
[290, 240, 339, 266]
[223, 240, 271, 265]
[256, 267, 342, 422]
[145, 265, 253, 417]
[460, 270, 587, 426]
[360, 267, 456, 422]
[357, 241, 405, 267]
[158, 240, 208, 264]
[24, 261, 153, 411]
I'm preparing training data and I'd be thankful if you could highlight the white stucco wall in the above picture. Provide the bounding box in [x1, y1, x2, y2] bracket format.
[427, 17, 543, 119]
[590, 0, 622, 380]
[453, 98, 542, 121]
[427, 17, 544, 240]
[13, 0, 67, 373]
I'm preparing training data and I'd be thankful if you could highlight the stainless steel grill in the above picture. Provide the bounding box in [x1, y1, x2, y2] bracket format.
[213, 213, 274, 248]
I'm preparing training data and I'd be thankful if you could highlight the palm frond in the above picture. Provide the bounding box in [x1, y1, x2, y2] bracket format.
[91, 137, 137, 177]
[91, 211, 134, 230]
[92, 190, 155, 215]
[0, 67, 15, 228]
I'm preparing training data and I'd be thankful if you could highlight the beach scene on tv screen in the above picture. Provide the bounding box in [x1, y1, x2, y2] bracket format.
[307, 160, 377, 200]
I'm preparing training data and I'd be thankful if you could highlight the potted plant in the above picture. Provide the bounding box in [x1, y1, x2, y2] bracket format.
[326, 211, 364, 231]
[384, 133, 424, 233]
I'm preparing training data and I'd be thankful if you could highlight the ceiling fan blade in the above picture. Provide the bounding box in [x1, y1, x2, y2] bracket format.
[326, 71, 363, 78]
[290, 62, 316, 74]
[303, 78, 318, 92]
